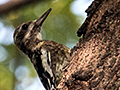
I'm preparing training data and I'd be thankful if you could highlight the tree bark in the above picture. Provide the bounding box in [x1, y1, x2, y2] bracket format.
[58, 0, 120, 89]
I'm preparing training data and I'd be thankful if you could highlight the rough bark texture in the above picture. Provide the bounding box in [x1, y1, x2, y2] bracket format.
[58, 0, 120, 89]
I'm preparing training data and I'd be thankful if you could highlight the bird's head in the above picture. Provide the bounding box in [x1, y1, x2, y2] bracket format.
[13, 8, 52, 52]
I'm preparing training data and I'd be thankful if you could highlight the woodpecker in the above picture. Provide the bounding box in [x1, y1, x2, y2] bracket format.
[13, 8, 70, 90]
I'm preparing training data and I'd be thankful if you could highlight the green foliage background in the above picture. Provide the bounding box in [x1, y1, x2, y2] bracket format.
[0, 0, 84, 90]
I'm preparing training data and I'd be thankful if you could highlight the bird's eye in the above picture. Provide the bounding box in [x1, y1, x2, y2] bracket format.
[22, 24, 28, 30]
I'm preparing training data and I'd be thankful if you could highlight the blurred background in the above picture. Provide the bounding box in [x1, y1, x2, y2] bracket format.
[0, 0, 93, 90]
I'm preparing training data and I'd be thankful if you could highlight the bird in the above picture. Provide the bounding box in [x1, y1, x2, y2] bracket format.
[13, 8, 70, 90]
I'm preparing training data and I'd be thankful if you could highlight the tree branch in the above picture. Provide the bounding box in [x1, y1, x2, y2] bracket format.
[0, 0, 41, 15]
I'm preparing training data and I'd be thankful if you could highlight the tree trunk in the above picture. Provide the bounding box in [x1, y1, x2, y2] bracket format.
[58, 0, 120, 89]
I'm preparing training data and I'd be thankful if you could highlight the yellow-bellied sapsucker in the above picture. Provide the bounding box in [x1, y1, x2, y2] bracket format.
[13, 8, 70, 90]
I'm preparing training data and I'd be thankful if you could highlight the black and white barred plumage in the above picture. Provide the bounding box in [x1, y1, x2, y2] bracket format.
[13, 8, 70, 90]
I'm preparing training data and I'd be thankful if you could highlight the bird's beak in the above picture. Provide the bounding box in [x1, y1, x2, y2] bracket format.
[35, 8, 52, 27]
